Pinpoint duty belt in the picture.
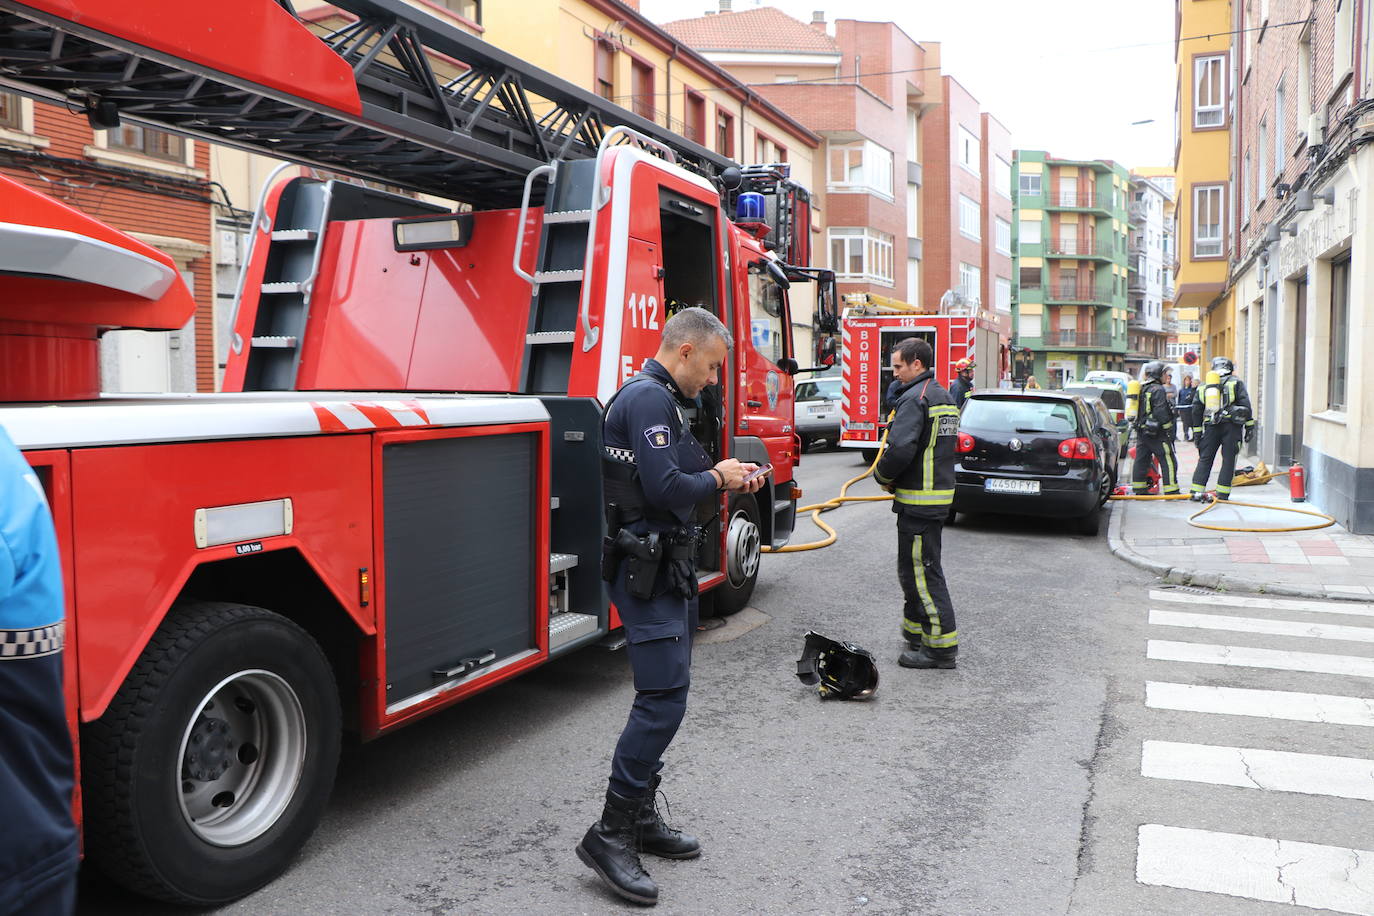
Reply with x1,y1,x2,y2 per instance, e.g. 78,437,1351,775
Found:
605,445,636,464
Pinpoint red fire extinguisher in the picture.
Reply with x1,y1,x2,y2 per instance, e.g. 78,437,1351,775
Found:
1289,462,1306,502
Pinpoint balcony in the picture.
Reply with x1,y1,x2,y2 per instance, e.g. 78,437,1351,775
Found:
1050,330,1114,349
1129,201,1147,223
1046,284,1113,305
1128,314,1164,332
1049,191,1111,212
1163,283,1176,301
1046,238,1115,259
1163,318,1180,334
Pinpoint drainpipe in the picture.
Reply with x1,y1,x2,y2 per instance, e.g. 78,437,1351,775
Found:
666,42,679,129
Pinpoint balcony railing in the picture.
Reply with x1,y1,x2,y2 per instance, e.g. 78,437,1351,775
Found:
1047,238,1114,257
1053,192,1109,209
1047,285,1112,303
1129,201,1148,222
1163,318,1180,333
1051,330,1112,348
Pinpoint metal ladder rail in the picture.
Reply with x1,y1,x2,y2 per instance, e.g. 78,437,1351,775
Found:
0,0,736,208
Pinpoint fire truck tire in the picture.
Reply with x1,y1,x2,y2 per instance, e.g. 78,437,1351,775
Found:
81,601,341,906
714,494,762,615
861,449,879,465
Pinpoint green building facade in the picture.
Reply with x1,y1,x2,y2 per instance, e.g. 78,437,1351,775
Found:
1011,150,1132,386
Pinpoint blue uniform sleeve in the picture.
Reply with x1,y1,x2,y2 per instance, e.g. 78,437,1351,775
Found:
0,429,64,628
622,386,718,511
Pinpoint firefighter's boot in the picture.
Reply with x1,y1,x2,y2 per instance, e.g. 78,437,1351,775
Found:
899,646,957,669
576,790,658,905
636,775,700,859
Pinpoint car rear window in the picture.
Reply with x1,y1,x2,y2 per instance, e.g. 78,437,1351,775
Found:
962,397,1081,435
1064,386,1124,411
799,379,841,401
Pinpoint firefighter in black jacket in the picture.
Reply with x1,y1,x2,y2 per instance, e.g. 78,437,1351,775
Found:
578,307,763,907
1131,361,1180,495
874,338,960,669
1189,356,1255,501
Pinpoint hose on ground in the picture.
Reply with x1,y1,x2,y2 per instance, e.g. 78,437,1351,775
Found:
1109,468,1336,532
763,432,893,553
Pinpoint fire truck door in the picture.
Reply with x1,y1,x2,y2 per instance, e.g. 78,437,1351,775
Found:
616,238,664,386
740,262,793,442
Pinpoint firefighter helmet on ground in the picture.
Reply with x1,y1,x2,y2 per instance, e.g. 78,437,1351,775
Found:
953,357,975,373
1211,356,1235,376
795,631,879,700
1142,360,1166,382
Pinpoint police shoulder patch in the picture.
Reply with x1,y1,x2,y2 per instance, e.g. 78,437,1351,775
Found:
644,424,672,448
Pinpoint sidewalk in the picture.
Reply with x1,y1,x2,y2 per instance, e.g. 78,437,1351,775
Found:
1107,439,1374,600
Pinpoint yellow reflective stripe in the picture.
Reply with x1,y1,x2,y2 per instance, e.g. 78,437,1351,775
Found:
926,630,959,648
927,405,960,416
902,618,923,635
1161,442,1177,487
895,488,954,505
912,537,941,639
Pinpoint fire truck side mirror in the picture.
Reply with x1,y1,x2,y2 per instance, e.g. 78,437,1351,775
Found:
776,356,800,376
765,260,791,289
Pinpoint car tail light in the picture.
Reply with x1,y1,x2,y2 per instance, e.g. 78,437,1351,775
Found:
956,432,976,454
1057,437,1097,460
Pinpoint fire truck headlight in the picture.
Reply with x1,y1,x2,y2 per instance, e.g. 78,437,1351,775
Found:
194,498,294,549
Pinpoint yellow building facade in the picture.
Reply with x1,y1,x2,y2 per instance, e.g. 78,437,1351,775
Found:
1172,0,1233,365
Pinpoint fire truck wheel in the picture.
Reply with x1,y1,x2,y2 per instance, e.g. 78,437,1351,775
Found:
714,495,762,615
861,449,879,465
81,601,342,906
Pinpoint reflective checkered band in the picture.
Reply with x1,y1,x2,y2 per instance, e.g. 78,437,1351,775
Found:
605,446,636,465
0,622,65,660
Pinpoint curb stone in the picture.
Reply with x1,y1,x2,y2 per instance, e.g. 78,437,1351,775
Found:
1105,494,1373,603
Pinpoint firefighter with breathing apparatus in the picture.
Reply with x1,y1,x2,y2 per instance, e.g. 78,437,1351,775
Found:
1130,361,1180,495
1188,356,1254,501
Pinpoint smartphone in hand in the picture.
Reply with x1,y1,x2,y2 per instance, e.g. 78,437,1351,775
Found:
741,463,773,484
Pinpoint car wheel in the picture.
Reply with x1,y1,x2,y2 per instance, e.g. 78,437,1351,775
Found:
1078,503,1102,536
1098,467,1117,507
861,448,879,466
713,494,762,615
798,434,811,452
81,601,342,905
946,505,958,526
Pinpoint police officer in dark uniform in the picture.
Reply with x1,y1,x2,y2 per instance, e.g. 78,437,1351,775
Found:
1131,361,1181,495
577,307,764,906
0,426,78,916
874,338,961,669
1189,356,1255,501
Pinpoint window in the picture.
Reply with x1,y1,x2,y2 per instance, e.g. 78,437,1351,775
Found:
827,141,893,197
595,40,616,101
1298,26,1314,122
995,218,1011,256
1018,219,1041,245
684,90,705,144
715,109,734,158
1328,253,1350,410
631,58,654,120
755,134,785,164
107,124,185,162
1242,150,1252,219
958,262,981,303
906,183,919,237
907,108,919,161
1274,78,1286,177
1194,54,1226,128
1192,185,1224,258
0,92,20,130
995,157,1012,199
437,0,480,22
1018,312,1041,339
828,227,894,285
1257,119,1268,197
1019,266,1041,289
958,126,980,175
748,263,787,363
1018,172,1042,197
995,276,1011,311
958,195,981,240
1335,0,1355,80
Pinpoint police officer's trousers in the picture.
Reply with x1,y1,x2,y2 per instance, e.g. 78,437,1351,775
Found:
607,567,696,798
1191,423,1243,498
1131,434,1179,494
896,513,958,656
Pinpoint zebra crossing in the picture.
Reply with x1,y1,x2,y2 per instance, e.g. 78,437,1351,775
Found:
1134,588,1374,914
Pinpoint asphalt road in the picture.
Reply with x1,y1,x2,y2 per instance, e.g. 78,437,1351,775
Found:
79,448,1367,914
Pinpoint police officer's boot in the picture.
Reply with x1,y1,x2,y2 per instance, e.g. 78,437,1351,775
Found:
636,774,701,859
898,646,957,669
576,789,658,905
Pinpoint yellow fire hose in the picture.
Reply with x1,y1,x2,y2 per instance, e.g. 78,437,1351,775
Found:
762,432,894,553
1109,467,1336,532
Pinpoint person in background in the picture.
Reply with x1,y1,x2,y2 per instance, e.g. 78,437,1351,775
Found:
1175,375,1197,440
0,425,78,916
1025,375,1041,390
948,358,975,410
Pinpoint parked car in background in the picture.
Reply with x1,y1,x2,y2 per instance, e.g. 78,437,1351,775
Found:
952,390,1120,535
795,376,843,451
1081,370,1130,395
1063,384,1130,458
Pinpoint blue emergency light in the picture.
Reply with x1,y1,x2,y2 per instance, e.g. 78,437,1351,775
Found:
736,192,765,221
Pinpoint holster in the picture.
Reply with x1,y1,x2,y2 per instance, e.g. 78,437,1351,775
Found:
619,531,662,600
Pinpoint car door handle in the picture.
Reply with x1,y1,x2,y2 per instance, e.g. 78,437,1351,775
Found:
747,399,763,408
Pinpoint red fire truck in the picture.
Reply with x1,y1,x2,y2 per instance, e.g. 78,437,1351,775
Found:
837,294,1002,461
0,0,832,904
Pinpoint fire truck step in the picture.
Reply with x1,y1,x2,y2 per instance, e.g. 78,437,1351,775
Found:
549,611,598,651
533,269,584,284
260,281,306,294
541,209,592,224
527,331,576,345
251,336,299,349
270,229,319,242
550,552,579,573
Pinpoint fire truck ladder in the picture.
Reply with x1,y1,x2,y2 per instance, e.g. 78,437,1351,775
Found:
0,0,737,209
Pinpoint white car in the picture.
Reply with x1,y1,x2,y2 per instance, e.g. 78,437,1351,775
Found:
795,376,843,450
